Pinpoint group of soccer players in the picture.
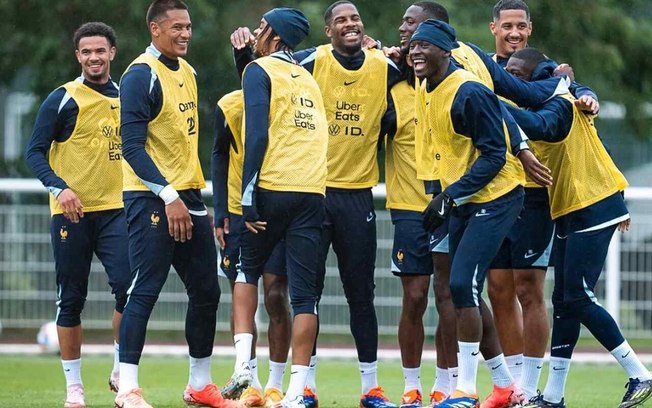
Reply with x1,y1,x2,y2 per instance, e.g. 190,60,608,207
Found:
25,0,652,408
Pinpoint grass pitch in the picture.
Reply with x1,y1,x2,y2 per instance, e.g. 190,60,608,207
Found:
0,354,642,407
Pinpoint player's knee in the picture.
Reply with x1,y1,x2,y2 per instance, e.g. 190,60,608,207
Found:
56,297,86,327
487,280,514,305
265,290,290,321
403,288,429,316
449,280,471,308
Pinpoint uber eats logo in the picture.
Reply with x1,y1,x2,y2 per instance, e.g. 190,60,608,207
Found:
331,100,364,136
291,94,316,130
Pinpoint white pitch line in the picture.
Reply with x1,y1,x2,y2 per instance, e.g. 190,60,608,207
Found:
3,344,652,364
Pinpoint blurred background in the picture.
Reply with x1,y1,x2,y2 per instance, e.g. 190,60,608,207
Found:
2,0,652,346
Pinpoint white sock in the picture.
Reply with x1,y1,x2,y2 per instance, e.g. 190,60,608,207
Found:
432,367,449,394
448,367,459,395
505,353,523,382
249,357,263,390
519,356,544,399
189,356,212,390
402,366,422,393
485,354,514,388
266,360,286,391
543,357,571,404
233,333,253,370
62,358,82,387
611,341,652,380
456,342,480,395
359,361,378,394
305,355,317,391
113,341,120,376
285,365,309,401
119,363,139,392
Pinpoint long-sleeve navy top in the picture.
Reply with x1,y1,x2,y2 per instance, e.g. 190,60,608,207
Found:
211,105,231,227
25,76,118,197
430,63,509,203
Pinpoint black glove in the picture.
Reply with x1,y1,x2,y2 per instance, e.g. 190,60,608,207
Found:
422,192,453,232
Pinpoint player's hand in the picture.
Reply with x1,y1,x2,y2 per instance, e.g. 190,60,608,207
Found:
382,46,402,64
575,95,600,115
214,217,229,250
244,220,267,234
362,34,379,50
422,192,453,232
165,198,193,242
57,188,84,223
230,27,255,50
618,217,631,232
553,63,575,82
517,149,553,187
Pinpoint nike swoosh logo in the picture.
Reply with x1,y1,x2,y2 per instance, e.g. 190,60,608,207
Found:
291,73,300,78
64,369,70,372
622,351,631,358
179,82,184,87
524,252,538,259
475,212,490,217
536,365,543,369
366,213,374,222
437,200,446,216
556,234,567,239
344,80,357,86
491,363,502,370
515,362,523,366
452,374,458,378
430,237,438,245
291,371,298,375
552,366,565,371
110,105,119,110
471,351,480,356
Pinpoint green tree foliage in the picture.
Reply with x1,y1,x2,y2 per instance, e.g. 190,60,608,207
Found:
3,0,652,176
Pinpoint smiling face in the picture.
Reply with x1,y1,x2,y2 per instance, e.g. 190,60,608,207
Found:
490,9,531,58
409,39,449,82
150,8,192,59
399,5,430,50
75,36,115,84
325,3,364,56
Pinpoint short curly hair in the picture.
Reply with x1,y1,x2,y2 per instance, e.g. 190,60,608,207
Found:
73,22,117,49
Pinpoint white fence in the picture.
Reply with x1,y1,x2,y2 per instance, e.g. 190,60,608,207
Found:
1,179,652,338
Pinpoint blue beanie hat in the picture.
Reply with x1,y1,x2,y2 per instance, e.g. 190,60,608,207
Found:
410,19,459,52
263,8,310,50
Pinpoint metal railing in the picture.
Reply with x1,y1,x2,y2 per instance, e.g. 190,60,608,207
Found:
1,179,651,338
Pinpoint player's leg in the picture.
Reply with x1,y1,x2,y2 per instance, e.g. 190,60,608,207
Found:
566,224,652,408
116,197,175,406
93,209,131,394
261,242,291,407
330,190,394,407
443,189,523,408
174,209,243,408
391,211,432,407
52,213,94,408
280,192,324,406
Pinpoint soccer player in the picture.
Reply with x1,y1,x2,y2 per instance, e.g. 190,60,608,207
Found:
504,47,652,408
212,89,291,407
235,7,327,408
115,1,240,407
410,19,527,408
486,0,600,396
25,22,129,408
231,2,401,406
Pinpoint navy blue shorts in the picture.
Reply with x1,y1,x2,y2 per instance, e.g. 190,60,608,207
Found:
52,209,131,327
240,190,323,315
429,218,450,254
219,213,286,284
491,188,554,270
448,187,524,308
390,210,433,276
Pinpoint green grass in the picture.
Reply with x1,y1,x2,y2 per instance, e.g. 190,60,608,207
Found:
0,355,643,408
